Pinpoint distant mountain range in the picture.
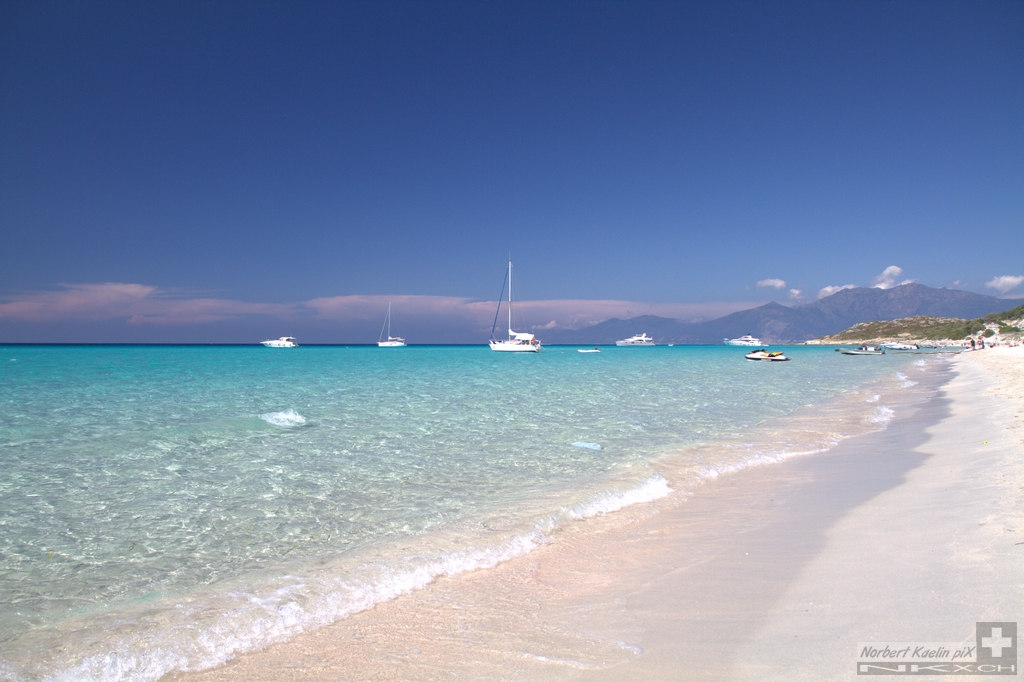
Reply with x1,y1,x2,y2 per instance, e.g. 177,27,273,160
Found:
541,284,1015,344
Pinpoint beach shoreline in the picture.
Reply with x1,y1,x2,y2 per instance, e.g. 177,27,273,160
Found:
167,347,1023,681
0,346,928,681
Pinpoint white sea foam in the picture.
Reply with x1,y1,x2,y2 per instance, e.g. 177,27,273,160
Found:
895,372,918,388
571,442,602,450
259,410,306,427
692,439,841,482
522,654,602,669
567,474,672,519
47,477,678,681
867,406,895,424
53,532,548,682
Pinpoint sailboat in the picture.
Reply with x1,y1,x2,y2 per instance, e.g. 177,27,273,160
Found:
377,303,406,347
489,259,541,352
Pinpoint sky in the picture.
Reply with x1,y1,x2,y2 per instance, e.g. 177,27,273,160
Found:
1,1,1022,343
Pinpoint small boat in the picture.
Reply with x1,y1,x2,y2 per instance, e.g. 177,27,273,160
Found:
616,333,655,346
489,259,541,352
261,336,298,348
725,334,762,346
745,349,789,361
377,303,406,347
837,346,885,355
880,342,918,351
578,347,601,353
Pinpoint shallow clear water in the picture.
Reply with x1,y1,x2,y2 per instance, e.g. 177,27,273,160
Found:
0,344,930,680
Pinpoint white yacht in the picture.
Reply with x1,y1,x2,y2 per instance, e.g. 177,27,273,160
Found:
724,334,762,346
616,333,655,346
377,303,406,347
489,259,541,352
261,336,298,348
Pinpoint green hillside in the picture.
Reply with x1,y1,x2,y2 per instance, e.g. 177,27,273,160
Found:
811,302,1024,344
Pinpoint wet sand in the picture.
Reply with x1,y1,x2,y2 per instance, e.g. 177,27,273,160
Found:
172,349,1023,681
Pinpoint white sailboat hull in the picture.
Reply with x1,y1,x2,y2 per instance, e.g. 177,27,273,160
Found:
377,340,406,347
489,340,541,352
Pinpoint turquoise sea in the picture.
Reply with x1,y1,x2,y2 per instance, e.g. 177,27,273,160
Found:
0,344,936,680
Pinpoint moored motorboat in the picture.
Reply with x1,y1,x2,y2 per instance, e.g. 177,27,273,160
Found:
745,349,788,361
578,347,601,353
725,334,762,346
261,336,298,348
837,346,885,355
616,333,655,346
880,342,918,351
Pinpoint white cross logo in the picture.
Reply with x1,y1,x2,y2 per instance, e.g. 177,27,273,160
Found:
981,627,1013,658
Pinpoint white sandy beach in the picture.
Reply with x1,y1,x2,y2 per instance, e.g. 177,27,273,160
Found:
172,348,1023,681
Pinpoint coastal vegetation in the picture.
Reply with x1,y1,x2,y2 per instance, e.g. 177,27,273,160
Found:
809,302,1024,345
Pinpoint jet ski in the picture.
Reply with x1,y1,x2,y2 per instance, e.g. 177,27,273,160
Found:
745,349,789,361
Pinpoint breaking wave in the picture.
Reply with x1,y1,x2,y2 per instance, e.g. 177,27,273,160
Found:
867,406,895,424
567,474,672,519
895,372,918,388
49,532,547,682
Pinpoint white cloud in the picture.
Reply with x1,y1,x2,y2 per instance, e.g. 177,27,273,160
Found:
788,289,803,301
0,283,295,325
0,282,765,330
818,266,917,299
985,275,1024,295
869,266,915,290
817,284,857,299
756,278,787,289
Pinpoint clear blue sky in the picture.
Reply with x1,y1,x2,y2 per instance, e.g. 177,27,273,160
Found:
1,1,1021,342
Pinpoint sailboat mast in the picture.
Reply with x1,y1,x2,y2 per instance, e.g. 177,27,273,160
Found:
507,259,512,338
387,302,391,338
